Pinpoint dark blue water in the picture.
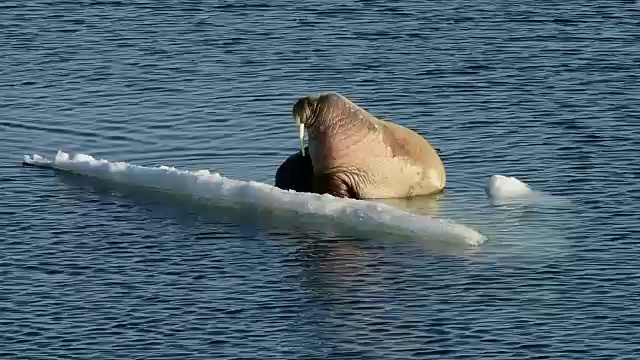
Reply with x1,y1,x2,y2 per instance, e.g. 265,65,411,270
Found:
2,1,640,359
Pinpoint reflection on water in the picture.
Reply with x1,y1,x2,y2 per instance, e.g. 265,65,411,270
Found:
374,192,443,217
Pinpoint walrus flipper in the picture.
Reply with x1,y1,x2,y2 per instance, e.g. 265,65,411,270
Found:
312,172,359,199
274,146,313,193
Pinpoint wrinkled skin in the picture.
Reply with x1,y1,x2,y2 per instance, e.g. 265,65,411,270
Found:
288,92,447,200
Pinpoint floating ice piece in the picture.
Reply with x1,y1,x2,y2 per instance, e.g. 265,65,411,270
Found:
486,175,534,200
23,150,488,246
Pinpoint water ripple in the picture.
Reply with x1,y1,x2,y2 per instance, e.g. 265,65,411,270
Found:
2,0,640,358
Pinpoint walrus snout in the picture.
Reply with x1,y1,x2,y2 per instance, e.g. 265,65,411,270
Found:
292,96,316,127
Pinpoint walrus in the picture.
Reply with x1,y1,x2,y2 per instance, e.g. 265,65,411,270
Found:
291,91,446,199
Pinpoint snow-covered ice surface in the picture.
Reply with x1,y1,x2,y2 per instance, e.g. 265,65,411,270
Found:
23,150,488,246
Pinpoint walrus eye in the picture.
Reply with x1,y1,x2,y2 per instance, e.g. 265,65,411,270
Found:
298,123,305,156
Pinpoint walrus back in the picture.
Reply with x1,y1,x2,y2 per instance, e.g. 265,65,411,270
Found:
343,117,445,198
376,120,446,196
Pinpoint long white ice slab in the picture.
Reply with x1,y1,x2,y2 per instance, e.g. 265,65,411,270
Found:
23,150,488,246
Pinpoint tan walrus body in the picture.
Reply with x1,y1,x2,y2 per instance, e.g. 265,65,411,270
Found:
292,92,446,199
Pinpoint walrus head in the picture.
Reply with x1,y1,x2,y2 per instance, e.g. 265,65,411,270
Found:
292,92,357,157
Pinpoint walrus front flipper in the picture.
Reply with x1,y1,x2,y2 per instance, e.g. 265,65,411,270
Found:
312,172,359,199
274,146,314,193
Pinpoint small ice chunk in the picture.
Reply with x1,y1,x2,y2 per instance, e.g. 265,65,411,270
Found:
486,175,533,199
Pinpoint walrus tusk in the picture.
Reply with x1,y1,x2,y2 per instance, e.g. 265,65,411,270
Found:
298,123,305,156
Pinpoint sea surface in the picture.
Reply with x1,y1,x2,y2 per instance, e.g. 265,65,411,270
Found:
2,1,639,359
